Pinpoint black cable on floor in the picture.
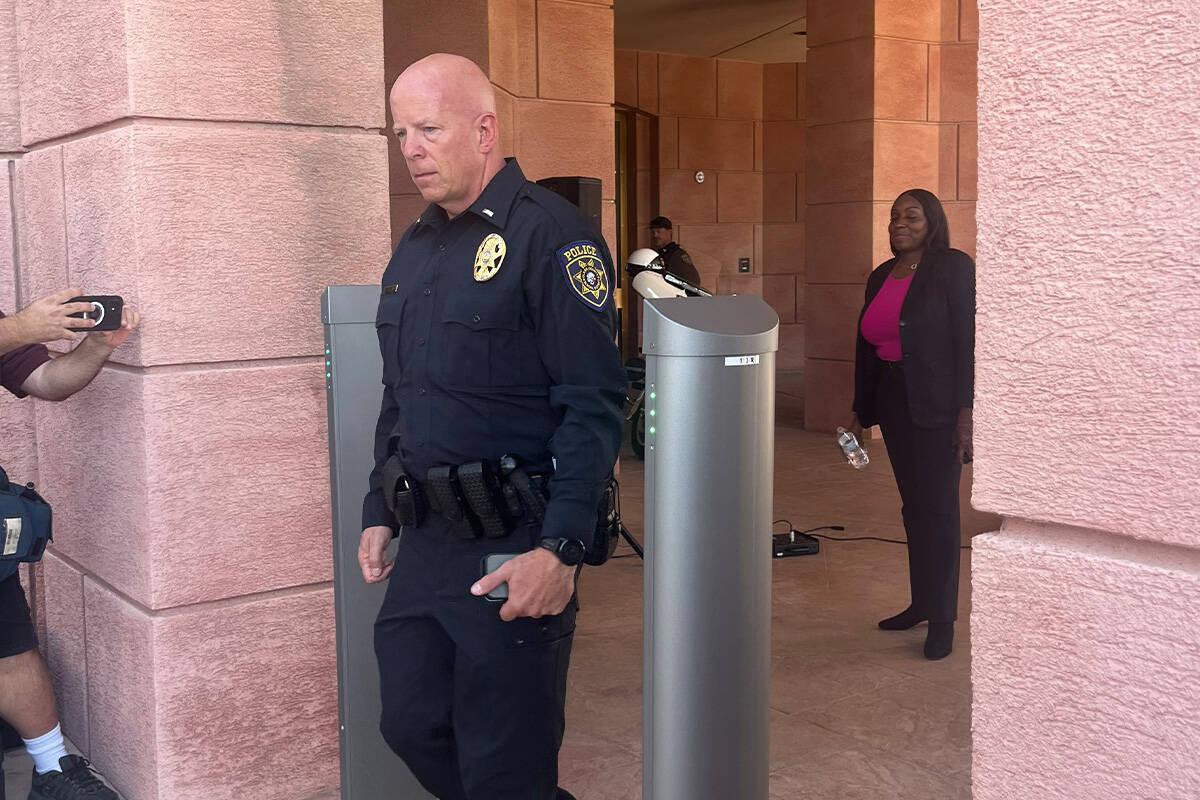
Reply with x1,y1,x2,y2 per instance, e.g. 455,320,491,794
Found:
773,519,972,551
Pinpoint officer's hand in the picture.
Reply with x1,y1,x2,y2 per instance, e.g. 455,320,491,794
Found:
358,526,395,583
12,288,96,344
471,548,575,622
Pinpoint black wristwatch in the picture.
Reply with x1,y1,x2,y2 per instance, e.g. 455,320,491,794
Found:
537,537,586,567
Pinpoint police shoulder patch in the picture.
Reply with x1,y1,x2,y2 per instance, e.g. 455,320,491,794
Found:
557,240,611,311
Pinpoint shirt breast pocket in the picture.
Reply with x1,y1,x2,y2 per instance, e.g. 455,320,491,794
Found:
438,294,544,389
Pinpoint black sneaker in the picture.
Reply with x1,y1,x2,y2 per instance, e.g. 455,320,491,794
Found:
28,755,118,799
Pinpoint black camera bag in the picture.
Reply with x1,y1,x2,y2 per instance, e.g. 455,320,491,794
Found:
0,465,52,582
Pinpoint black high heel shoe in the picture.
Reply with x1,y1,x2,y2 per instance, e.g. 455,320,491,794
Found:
878,606,927,630
924,622,954,660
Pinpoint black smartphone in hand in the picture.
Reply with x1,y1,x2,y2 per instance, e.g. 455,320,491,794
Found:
68,296,123,332
481,553,521,602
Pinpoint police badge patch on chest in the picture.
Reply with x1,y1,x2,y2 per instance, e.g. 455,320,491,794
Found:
557,240,611,311
474,233,506,282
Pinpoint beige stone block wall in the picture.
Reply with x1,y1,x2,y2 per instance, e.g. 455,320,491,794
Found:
616,48,807,379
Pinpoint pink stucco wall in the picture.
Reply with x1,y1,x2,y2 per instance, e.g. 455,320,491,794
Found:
973,0,1200,543
972,0,1200,796
6,3,390,799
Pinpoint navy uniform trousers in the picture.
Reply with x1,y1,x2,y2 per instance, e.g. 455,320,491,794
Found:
375,513,578,800
875,364,963,624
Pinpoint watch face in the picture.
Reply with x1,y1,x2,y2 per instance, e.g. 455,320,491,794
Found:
559,539,586,566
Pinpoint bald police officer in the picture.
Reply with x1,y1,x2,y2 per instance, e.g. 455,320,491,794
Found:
358,54,626,800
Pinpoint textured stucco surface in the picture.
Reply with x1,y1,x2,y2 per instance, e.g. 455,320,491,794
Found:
126,0,383,129
0,159,13,304
18,0,383,144
15,0,131,145
0,161,40,482
41,552,89,754
58,123,390,366
9,3,391,796
972,521,1200,799
34,362,334,610
83,578,158,800
82,580,338,800
140,362,333,607
973,0,1200,547
151,588,338,800
0,1,19,149
15,146,69,307
33,367,151,600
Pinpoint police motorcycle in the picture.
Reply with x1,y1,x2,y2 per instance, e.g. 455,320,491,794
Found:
624,248,711,459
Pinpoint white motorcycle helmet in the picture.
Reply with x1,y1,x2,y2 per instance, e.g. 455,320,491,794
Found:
626,247,665,274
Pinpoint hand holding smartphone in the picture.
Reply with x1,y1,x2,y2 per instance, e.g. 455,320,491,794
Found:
67,296,124,332
480,553,521,601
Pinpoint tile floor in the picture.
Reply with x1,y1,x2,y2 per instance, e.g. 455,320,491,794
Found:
4,417,999,800
558,417,1000,800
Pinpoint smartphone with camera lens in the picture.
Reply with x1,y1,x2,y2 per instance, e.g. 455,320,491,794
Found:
68,295,123,332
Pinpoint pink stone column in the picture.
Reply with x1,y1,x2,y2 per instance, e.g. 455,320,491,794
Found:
14,3,391,798
0,0,36,486
972,0,1200,796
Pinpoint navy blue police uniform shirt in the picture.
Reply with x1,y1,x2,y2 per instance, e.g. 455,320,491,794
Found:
363,158,628,548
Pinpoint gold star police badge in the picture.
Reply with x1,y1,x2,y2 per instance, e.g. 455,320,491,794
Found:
556,240,611,311
474,233,506,282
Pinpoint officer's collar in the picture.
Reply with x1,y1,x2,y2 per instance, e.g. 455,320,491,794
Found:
411,158,526,233
464,158,525,229
412,203,448,232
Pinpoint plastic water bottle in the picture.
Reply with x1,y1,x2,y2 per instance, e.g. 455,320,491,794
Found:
836,427,870,469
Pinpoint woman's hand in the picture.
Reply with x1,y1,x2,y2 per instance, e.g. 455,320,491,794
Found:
953,408,973,464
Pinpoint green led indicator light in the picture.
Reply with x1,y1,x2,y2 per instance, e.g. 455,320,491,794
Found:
324,348,330,355
649,392,656,400
326,372,332,379
649,426,656,435
649,409,656,417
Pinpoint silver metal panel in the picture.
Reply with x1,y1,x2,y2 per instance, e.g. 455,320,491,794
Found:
642,294,779,357
324,286,432,800
642,295,778,800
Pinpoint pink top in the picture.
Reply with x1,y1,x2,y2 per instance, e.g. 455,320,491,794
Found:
860,272,914,362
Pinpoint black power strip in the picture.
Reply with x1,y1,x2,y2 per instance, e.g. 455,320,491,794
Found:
773,530,820,557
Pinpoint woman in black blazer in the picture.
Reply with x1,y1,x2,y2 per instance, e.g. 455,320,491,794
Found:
847,189,975,660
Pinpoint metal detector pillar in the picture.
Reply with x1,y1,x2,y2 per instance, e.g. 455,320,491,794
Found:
642,295,779,800
324,286,432,800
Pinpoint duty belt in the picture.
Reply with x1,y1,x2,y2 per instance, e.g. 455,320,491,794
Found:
381,454,550,540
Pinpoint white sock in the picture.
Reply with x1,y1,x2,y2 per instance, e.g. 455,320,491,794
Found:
22,723,70,774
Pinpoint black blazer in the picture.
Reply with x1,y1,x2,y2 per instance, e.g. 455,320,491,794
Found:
852,247,975,429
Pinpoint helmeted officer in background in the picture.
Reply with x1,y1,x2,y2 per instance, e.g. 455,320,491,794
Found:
648,215,702,288
358,53,626,800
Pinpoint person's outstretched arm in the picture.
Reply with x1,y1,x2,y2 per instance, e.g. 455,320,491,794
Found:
21,307,140,401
